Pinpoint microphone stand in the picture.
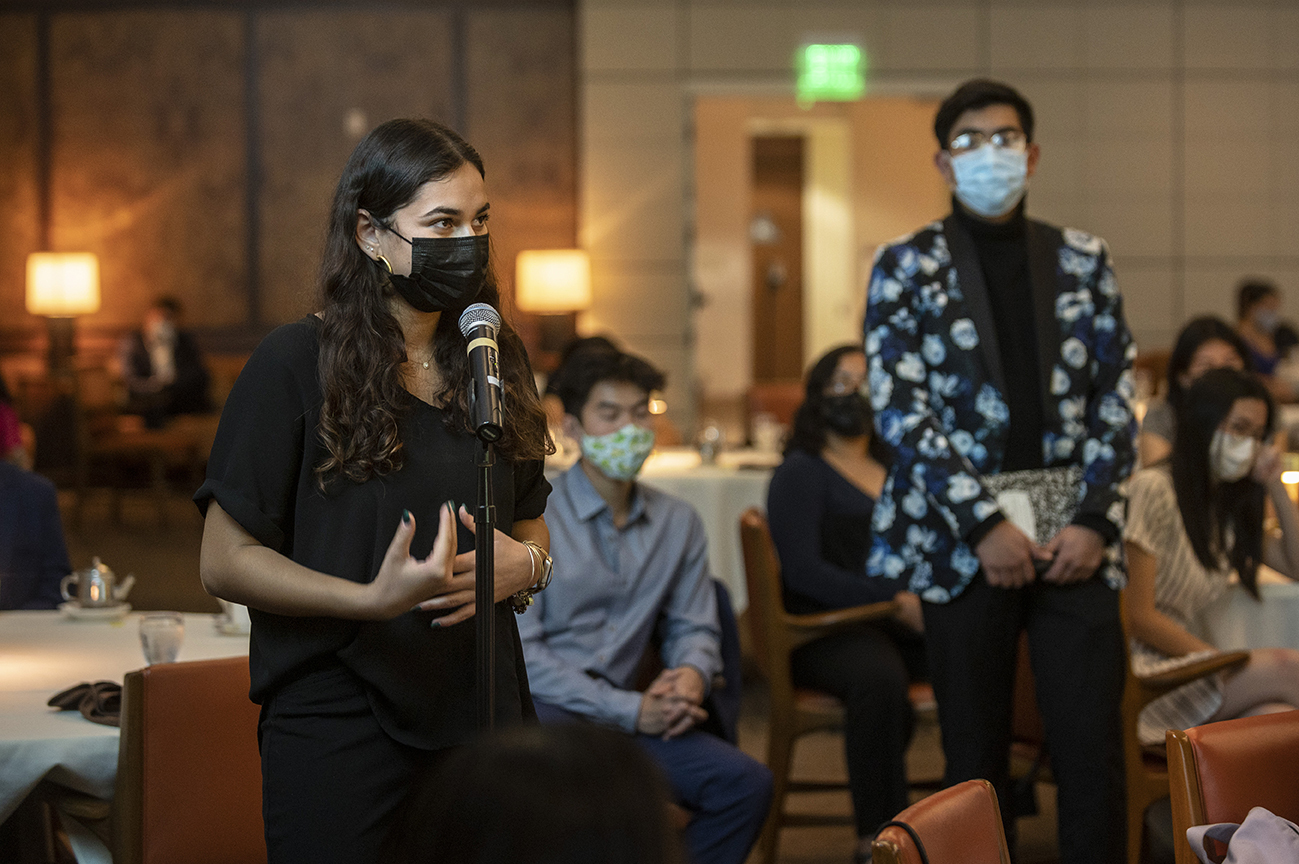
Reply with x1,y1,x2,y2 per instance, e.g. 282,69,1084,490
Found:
474,435,496,731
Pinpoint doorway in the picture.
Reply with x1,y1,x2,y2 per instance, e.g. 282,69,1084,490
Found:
750,136,804,384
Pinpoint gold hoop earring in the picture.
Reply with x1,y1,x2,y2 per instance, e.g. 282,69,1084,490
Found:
376,254,393,273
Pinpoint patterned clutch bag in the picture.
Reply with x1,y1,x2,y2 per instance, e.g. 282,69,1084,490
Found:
979,465,1084,546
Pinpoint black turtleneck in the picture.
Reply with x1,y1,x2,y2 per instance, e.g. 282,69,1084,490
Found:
954,199,1043,472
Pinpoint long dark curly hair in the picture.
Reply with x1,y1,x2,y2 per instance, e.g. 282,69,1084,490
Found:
784,344,891,464
314,118,552,489
1171,367,1274,599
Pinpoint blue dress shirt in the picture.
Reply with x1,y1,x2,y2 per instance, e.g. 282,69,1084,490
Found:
518,462,723,732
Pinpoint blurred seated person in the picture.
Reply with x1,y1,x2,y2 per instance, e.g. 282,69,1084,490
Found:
119,295,212,428
386,724,685,864
1137,317,1249,467
1124,367,1299,747
519,347,772,864
542,335,682,451
766,345,926,862
0,460,72,610
1235,278,1296,403
0,373,32,469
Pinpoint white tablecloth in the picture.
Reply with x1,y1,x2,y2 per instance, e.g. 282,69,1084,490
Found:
1202,578,1299,651
0,610,249,824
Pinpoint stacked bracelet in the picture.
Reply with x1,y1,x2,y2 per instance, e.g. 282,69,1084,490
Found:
509,540,553,614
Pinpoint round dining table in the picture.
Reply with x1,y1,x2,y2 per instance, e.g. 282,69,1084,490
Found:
0,610,249,828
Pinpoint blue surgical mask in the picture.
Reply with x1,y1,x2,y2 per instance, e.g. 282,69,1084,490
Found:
951,146,1029,218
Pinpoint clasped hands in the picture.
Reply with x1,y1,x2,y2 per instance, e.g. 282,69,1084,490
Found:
365,503,537,625
975,520,1105,589
637,666,708,740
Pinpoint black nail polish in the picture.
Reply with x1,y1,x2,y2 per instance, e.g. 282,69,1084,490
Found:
402,509,412,525
429,619,441,629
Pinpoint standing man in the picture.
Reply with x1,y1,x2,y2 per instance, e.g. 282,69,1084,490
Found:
864,79,1136,864
519,347,772,864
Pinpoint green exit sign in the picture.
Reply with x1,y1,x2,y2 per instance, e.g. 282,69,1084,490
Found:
797,43,866,103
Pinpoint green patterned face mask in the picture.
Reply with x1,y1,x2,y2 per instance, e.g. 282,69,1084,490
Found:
580,423,656,481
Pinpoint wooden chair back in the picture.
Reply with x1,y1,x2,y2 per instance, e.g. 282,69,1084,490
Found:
871,779,1011,864
114,656,265,864
739,507,790,688
1167,709,1299,864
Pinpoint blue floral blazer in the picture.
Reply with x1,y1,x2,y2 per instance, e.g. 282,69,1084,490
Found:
864,214,1137,603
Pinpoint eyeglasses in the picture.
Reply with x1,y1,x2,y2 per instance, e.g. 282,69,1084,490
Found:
825,378,869,397
948,129,1027,155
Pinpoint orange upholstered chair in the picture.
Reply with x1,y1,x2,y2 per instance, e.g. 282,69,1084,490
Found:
1166,709,1299,864
871,779,1011,864
113,656,265,864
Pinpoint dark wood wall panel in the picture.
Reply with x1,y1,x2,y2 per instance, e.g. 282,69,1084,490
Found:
0,1,575,361
257,10,455,324
466,7,576,311
50,10,248,330
0,16,41,332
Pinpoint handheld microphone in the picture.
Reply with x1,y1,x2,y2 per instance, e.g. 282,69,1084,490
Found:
458,303,504,443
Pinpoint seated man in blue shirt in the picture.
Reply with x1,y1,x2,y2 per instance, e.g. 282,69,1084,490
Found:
519,347,772,864
0,460,73,610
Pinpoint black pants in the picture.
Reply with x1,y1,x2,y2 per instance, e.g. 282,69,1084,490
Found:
258,665,448,864
790,620,927,837
922,575,1126,864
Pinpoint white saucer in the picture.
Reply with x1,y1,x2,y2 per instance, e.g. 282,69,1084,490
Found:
58,601,132,622
214,619,251,636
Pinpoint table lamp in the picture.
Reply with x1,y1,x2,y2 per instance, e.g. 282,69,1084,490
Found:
515,249,591,359
26,252,101,377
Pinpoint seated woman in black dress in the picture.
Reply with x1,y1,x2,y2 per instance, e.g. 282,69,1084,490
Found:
766,344,926,860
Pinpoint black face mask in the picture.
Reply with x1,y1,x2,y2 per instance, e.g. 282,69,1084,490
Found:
820,393,871,437
381,228,489,313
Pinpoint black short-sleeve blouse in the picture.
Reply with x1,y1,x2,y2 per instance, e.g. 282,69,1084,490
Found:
194,316,550,750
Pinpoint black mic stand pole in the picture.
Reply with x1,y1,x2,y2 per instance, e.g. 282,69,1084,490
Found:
475,434,496,731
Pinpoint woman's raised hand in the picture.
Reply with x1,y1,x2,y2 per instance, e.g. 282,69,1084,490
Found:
1253,440,1283,485
367,503,468,620
413,506,539,622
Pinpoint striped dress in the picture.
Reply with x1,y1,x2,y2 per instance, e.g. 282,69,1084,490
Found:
1124,465,1234,745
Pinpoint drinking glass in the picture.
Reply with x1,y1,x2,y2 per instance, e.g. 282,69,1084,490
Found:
139,612,185,665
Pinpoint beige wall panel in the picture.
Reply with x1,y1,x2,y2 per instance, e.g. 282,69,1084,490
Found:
1084,136,1171,196
1083,193,1173,260
585,82,681,145
874,5,982,73
50,10,247,330
583,5,679,72
0,15,40,334
257,10,455,325
1116,265,1175,352
582,142,684,262
1024,138,1085,229
989,5,1086,71
1184,192,1271,259
1086,78,1173,139
466,7,577,313
1183,3,1272,70
1083,5,1173,70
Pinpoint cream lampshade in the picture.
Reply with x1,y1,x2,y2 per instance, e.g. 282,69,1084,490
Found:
26,252,101,376
27,252,101,317
515,249,591,313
